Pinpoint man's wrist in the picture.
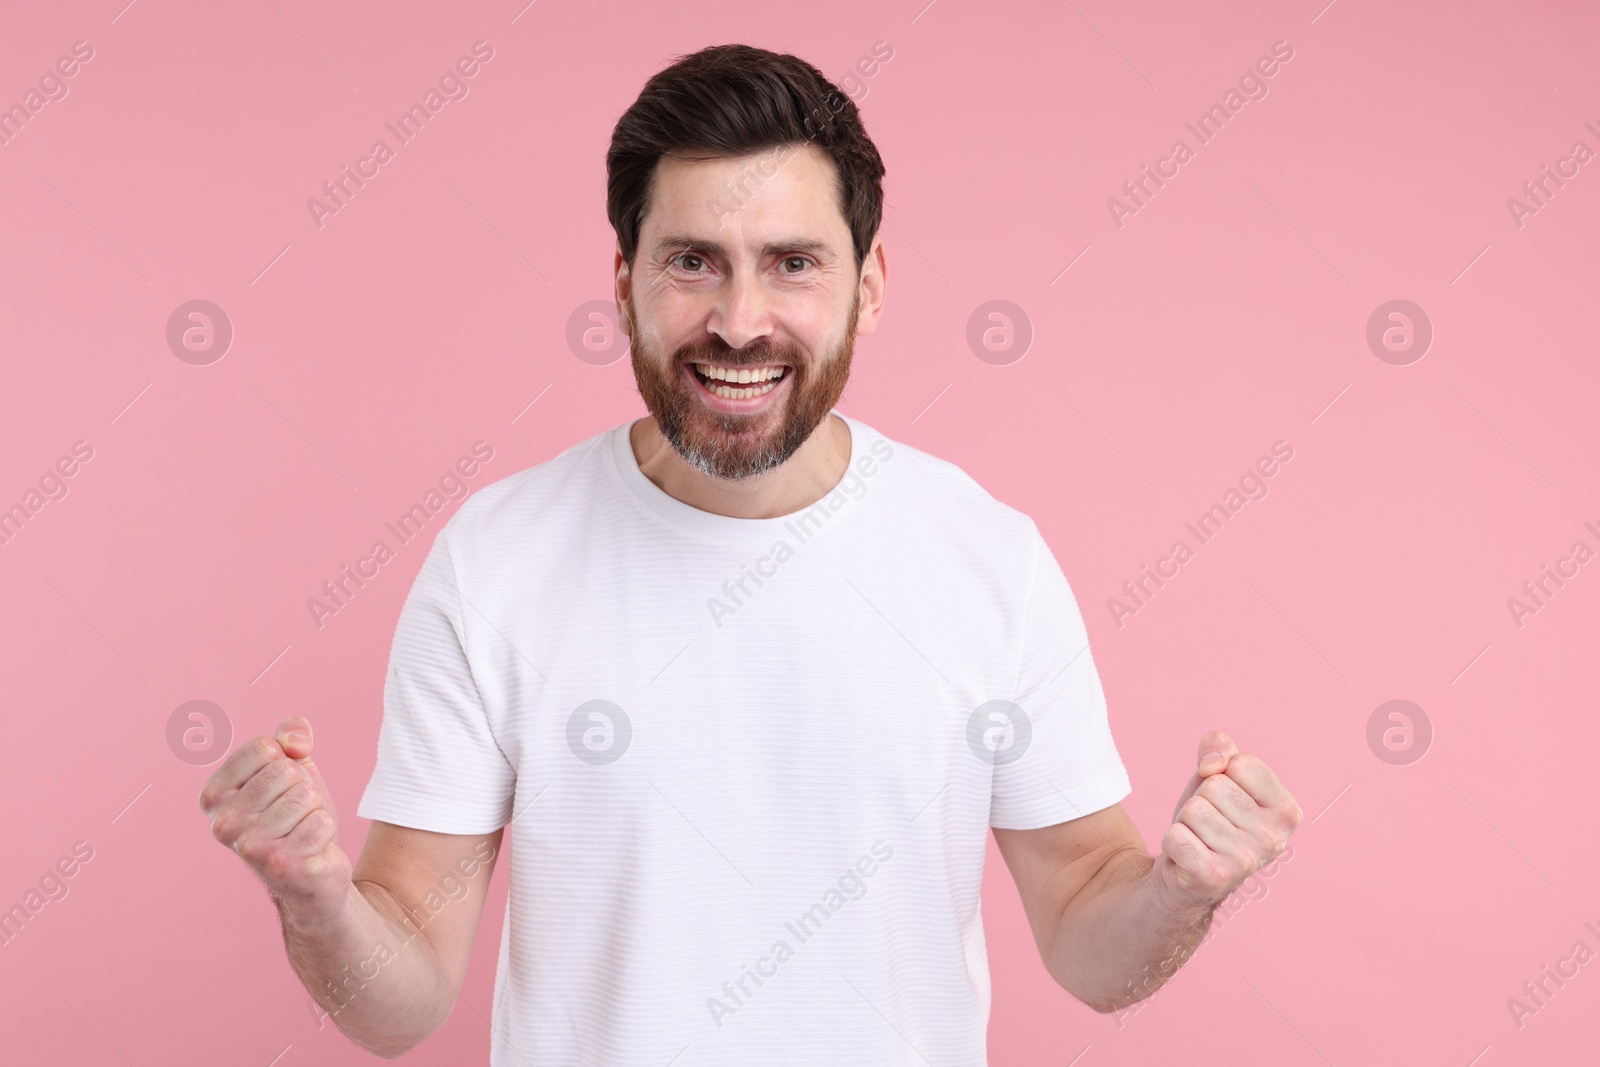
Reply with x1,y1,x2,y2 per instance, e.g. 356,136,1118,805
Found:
1146,863,1222,929
274,877,359,941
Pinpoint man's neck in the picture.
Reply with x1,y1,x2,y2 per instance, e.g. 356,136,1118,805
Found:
629,413,852,520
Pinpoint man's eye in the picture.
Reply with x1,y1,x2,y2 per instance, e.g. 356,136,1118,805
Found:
782,256,810,273
673,253,706,272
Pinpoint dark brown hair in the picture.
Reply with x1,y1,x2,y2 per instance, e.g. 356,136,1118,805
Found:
606,44,887,273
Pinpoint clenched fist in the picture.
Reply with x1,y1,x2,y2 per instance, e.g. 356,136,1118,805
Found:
198,716,352,917
1153,730,1302,916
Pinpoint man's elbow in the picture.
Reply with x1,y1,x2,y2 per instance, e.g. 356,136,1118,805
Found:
1040,954,1124,1015
336,1024,421,1060
348,1028,436,1060
1064,980,1151,1017
335,998,457,1059
1043,919,1148,1015
1057,980,1122,1015
1084,993,1125,1015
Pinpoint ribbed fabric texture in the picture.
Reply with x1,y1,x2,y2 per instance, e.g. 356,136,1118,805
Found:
356,411,1132,1065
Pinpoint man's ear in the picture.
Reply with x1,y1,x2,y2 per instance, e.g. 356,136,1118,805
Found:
853,232,888,337
613,245,632,336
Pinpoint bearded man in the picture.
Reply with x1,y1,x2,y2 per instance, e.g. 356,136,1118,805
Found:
200,42,1301,1064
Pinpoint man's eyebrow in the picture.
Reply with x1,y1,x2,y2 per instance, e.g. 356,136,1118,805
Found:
651,235,834,258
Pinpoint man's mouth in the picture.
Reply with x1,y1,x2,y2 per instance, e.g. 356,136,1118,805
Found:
689,361,789,400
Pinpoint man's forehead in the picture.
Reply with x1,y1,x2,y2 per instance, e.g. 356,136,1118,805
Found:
643,144,847,251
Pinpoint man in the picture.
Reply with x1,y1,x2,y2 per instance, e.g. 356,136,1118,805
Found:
199,43,1300,1063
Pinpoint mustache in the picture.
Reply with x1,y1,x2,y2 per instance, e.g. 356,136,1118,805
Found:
675,336,802,367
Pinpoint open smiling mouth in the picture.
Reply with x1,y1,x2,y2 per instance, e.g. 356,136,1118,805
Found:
689,362,790,401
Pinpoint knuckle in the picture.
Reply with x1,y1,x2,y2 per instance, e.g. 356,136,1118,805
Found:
261,849,294,883
255,737,280,761
234,776,265,806
234,834,263,864
261,760,298,791
301,808,334,840
209,809,238,844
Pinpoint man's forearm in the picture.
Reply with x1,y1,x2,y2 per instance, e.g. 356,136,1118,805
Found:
278,879,457,1057
1045,846,1218,1014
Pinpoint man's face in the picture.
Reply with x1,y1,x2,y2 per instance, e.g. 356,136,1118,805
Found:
619,143,866,481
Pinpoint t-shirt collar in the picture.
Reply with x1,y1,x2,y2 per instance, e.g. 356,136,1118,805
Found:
606,410,862,547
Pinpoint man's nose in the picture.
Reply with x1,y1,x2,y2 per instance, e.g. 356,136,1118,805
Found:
708,270,774,352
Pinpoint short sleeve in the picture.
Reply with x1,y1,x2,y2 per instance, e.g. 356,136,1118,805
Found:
988,522,1132,830
356,530,516,834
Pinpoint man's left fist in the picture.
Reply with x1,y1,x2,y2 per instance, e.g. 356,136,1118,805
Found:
1153,730,1302,915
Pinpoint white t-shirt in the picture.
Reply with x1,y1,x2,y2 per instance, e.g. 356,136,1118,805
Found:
357,410,1132,1065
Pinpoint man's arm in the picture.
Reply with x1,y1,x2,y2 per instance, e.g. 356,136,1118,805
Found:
992,730,1302,1014
200,716,503,1059
291,821,503,1055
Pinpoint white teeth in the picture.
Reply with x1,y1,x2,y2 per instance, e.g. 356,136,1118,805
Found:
708,379,780,400
694,363,785,383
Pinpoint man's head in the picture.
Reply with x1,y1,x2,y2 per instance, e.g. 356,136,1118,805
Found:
606,45,888,481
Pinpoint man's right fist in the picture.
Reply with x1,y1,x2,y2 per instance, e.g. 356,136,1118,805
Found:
198,716,352,915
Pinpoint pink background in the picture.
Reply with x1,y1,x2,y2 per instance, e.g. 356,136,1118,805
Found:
2,0,1596,1063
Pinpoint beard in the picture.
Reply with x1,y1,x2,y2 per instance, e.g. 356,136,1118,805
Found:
625,291,859,481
